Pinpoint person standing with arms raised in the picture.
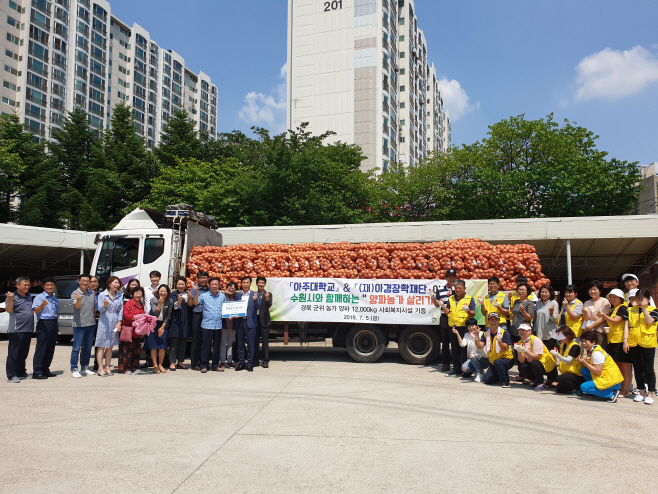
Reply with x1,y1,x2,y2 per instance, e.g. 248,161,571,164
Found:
439,279,475,375
431,268,457,372
480,276,510,330
5,277,34,383
194,277,226,373
31,277,59,379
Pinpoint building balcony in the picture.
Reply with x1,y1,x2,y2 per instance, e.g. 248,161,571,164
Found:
26,109,46,122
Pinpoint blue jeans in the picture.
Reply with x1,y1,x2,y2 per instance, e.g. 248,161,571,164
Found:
462,356,490,374
71,325,95,371
580,367,621,399
483,358,514,384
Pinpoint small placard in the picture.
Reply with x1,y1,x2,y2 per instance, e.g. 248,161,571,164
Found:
222,300,248,318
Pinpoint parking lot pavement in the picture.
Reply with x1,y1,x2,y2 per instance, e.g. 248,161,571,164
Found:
0,338,657,493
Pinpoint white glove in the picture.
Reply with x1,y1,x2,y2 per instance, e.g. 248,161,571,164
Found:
496,332,503,341
514,344,526,353
549,349,560,358
493,301,500,308
462,304,469,311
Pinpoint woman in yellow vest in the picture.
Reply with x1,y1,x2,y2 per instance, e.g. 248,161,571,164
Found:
577,330,624,403
558,285,583,338
473,312,514,387
628,289,658,405
597,288,631,396
547,326,583,394
515,323,557,391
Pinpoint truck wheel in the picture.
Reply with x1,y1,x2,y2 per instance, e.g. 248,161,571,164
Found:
398,326,440,365
346,325,385,363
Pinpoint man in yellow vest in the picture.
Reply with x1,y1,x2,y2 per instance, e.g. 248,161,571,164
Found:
473,312,514,387
439,279,475,375
430,268,458,372
515,323,557,391
577,330,623,403
480,276,510,330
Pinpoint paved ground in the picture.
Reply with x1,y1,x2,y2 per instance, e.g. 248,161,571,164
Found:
0,338,656,494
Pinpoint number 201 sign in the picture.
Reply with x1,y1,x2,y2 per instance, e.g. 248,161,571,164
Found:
324,0,343,12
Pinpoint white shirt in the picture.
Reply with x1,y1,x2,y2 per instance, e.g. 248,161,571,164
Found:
144,284,159,308
459,331,487,358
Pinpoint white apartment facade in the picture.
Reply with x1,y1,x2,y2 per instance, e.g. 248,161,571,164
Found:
0,0,218,148
287,0,450,173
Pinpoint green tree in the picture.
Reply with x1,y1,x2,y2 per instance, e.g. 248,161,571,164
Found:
155,108,200,167
447,114,642,219
0,114,49,224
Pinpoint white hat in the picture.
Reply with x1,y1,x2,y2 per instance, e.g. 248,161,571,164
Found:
628,289,639,298
622,273,639,282
518,323,532,331
487,312,500,319
607,288,625,299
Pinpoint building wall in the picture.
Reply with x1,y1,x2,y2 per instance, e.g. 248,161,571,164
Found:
0,0,218,146
288,0,449,174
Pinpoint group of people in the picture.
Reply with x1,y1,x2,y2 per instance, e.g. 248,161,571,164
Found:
4,270,273,382
431,269,657,404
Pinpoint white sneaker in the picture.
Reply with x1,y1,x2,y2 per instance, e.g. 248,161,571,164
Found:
82,369,95,376
133,369,141,375
474,373,483,383
125,371,132,375
634,395,645,402
71,371,82,378
645,396,654,405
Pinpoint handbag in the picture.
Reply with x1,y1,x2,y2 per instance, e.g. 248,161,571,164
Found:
119,325,134,342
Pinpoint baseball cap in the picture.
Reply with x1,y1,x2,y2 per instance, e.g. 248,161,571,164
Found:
628,289,639,298
518,323,532,331
607,288,625,299
622,273,639,282
487,312,500,319
446,269,457,277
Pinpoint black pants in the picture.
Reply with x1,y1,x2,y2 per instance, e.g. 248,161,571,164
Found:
6,332,32,379
438,314,451,366
168,337,187,365
237,322,256,365
451,326,467,372
630,345,657,393
191,312,203,368
255,322,271,364
555,373,584,394
200,328,220,370
33,319,58,376
518,359,558,386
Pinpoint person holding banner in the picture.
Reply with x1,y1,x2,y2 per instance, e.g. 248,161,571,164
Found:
440,280,475,375
254,277,273,368
235,276,258,372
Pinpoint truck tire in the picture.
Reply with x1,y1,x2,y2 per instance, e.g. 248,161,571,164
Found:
398,326,440,365
345,325,386,363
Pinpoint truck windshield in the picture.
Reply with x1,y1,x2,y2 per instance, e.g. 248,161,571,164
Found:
55,279,79,298
95,238,140,279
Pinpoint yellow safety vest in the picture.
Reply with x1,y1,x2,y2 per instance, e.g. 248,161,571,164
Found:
486,329,513,364
589,346,624,390
629,305,658,348
559,340,582,376
484,291,508,327
526,334,556,373
448,294,474,327
607,304,627,344
561,299,584,337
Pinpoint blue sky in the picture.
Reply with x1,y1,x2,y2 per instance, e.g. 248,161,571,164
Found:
109,0,658,167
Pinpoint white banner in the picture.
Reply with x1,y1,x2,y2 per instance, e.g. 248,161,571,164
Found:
222,300,248,318
267,278,488,326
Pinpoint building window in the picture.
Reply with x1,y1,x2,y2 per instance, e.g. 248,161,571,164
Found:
400,120,405,126
400,85,405,92
400,102,405,109
400,52,405,58
399,17,404,25
399,35,404,42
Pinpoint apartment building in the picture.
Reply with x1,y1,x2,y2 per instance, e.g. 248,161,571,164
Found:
0,0,218,148
287,0,450,173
